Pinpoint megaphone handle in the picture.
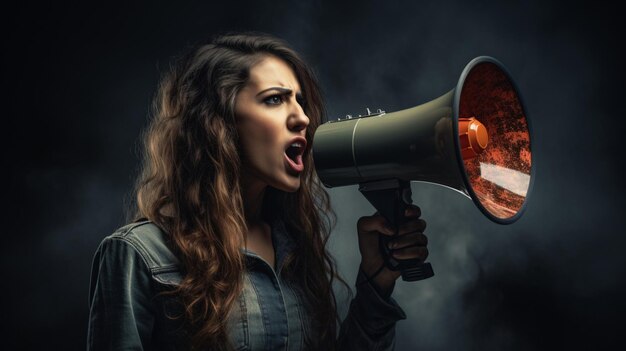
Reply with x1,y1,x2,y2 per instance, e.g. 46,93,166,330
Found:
359,179,434,282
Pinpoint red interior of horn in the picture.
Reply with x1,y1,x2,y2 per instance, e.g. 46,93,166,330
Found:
459,62,531,220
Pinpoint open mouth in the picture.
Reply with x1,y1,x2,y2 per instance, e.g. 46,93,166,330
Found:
284,138,306,174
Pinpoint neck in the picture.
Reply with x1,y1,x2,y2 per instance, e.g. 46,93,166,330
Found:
241,177,267,225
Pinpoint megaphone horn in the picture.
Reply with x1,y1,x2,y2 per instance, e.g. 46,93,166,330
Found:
313,56,533,281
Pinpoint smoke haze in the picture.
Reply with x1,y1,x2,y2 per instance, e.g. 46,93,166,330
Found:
4,1,625,349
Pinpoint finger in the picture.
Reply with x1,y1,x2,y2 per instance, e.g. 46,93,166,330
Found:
404,205,421,218
357,214,394,235
397,218,427,235
391,246,429,261
387,232,428,249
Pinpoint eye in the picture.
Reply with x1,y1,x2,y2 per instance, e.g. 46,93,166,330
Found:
264,95,284,106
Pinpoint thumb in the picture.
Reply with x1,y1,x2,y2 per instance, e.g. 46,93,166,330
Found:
358,214,395,236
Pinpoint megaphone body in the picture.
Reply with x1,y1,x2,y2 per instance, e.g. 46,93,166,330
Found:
313,56,533,281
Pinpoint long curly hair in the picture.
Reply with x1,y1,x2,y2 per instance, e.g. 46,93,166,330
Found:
130,32,342,350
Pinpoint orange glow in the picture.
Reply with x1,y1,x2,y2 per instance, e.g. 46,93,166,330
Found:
459,62,531,220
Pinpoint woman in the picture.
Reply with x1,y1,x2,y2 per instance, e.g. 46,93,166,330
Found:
87,32,429,350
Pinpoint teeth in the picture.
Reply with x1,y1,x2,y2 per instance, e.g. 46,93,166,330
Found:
290,142,302,148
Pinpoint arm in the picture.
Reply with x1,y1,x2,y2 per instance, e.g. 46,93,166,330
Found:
337,205,428,350
87,236,156,350
337,268,407,350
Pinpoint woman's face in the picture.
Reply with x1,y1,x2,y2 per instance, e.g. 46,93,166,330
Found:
234,55,310,193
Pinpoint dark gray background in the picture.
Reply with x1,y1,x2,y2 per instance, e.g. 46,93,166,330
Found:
4,0,625,350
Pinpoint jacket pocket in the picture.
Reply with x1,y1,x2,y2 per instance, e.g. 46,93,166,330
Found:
151,265,183,286
150,266,249,350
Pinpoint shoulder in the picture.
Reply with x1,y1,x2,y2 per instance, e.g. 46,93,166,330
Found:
95,220,182,286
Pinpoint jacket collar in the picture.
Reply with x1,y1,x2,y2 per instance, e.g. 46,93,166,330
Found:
242,217,297,274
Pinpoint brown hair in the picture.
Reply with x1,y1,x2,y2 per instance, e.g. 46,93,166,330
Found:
131,32,343,350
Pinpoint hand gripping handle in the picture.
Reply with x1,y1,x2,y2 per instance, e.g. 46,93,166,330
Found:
359,179,434,282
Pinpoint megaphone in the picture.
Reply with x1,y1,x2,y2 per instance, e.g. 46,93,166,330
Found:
313,56,533,282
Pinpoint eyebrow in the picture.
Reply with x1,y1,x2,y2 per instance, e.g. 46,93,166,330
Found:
256,87,295,97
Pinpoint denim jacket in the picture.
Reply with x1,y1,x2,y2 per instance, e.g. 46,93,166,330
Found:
87,220,407,350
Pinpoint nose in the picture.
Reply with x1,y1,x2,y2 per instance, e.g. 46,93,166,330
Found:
288,100,309,133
